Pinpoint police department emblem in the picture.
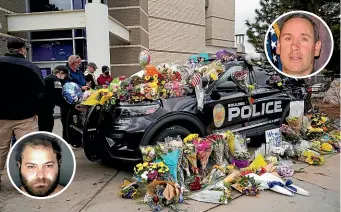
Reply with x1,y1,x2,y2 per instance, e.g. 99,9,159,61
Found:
213,104,225,128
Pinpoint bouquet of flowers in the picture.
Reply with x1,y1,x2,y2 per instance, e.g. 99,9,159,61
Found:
232,176,260,196
155,142,181,183
206,134,225,165
144,181,183,212
193,138,213,178
140,145,156,162
231,150,250,168
231,70,249,91
306,126,324,140
183,141,199,175
133,162,171,184
224,130,234,159
118,180,140,199
310,140,334,154
279,124,301,142
164,136,189,186
328,130,341,151
301,150,324,166
267,75,283,88
310,112,329,130
286,116,302,134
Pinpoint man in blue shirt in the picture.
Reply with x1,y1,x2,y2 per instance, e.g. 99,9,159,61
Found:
65,55,89,90
61,55,88,147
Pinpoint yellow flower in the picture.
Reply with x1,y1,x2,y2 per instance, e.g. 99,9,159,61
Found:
277,82,282,87
145,75,150,81
138,167,143,172
143,162,148,167
184,134,199,143
210,73,218,81
321,143,333,152
306,157,314,165
152,163,158,169
146,146,153,152
161,80,166,85
136,163,143,168
158,162,165,167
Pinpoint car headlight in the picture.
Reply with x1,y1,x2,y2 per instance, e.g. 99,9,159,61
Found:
115,104,160,118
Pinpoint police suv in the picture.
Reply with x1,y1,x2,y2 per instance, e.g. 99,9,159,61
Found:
67,59,311,163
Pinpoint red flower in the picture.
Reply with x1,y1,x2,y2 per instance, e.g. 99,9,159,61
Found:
190,176,202,191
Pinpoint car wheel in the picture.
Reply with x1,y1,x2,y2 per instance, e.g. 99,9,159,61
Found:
151,125,191,145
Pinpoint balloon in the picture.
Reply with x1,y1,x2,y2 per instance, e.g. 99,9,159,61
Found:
62,82,83,104
138,50,150,67
145,64,159,76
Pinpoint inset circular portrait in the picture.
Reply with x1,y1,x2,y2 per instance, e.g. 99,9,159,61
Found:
6,131,76,199
264,10,334,78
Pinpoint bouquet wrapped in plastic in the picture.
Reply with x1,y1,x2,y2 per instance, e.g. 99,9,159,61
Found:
193,138,213,178
140,145,156,162
206,134,225,165
183,134,199,175
118,180,140,199
286,116,303,134
280,124,301,142
155,142,181,183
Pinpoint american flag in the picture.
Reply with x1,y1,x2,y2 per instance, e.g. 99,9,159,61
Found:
266,22,282,71
191,73,201,87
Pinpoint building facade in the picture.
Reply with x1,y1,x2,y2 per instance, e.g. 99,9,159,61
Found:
0,0,236,77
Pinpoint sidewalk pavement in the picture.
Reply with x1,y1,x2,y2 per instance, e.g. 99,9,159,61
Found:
0,119,340,212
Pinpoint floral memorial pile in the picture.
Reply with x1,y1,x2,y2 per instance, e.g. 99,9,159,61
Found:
116,106,340,211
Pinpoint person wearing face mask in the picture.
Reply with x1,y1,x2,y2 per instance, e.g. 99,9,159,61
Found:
0,37,44,189
38,65,69,132
97,65,113,87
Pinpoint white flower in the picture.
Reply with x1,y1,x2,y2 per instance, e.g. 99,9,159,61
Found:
141,171,148,180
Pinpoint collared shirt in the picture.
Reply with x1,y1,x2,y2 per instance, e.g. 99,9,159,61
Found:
65,63,86,87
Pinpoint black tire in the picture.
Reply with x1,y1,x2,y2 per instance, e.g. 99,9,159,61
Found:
151,125,191,145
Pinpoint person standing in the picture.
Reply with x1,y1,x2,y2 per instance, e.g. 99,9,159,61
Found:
0,37,44,188
38,65,69,132
97,65,113,86
61,55,88,146
84,62,98,89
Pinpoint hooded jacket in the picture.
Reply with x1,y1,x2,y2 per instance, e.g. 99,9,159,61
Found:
0,52,45,120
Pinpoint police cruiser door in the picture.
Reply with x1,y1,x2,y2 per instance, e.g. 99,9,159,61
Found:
204,63,260,135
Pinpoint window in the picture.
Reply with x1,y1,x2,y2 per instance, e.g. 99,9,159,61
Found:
29,0,71,12
75,39,87,60
31,40,73,61
31,30,73,40
253,66,271,87
74,29,86,38
73,0,86,9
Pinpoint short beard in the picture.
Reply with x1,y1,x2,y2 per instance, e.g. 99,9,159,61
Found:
19,166,60,197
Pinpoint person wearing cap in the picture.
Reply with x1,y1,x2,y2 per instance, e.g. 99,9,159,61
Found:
38,65,69,132
97,65,113,86
0,37,44,189
84,62,98,89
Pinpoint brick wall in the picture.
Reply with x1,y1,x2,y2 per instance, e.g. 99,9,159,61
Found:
205,0,235,49
107,0,149,77
148,0,206,64
0,0,27,56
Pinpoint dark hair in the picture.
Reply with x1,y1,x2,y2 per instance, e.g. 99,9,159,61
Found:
15,134,62,165
280,13,320,42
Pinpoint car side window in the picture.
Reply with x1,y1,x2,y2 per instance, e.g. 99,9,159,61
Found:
253,66,271,87
217,65,247,88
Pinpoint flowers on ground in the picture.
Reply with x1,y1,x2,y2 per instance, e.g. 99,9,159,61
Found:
133,161,170,184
